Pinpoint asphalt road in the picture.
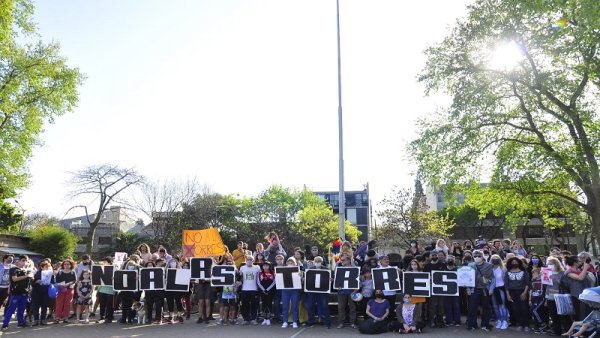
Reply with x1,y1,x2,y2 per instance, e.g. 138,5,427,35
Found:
0,319,542,338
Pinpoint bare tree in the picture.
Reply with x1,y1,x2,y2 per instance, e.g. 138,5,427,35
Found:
67,164,144,253
21,212,60,230
132,177,202,240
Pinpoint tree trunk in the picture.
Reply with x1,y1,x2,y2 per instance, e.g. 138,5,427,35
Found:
85,223,98,254
585,186,600,257
590,209,600,257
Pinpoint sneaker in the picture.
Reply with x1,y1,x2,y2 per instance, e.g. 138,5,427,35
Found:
63,319,69,324
337,323,344,329
196,318,204,324
292,322,298,329
250,320,258,325
261,319,268,326
89,313,96,318
266,319,271,326
282,322,288,328
481,327,491,332
1,326,7,331
351,324,357,329
455,322,461,327
501,321,508,330
496,321,503,329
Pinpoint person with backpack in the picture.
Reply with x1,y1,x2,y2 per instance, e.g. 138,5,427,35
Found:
467,250,494,331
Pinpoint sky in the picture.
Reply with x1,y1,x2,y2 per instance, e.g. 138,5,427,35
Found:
19,0,471,220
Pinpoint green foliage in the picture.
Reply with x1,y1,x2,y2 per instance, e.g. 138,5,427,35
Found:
114,230,144,255
376,186,454,250
0,201,22,232
0,0,84,200
410,0,600,239
178,185,360,253
29,225,79,261
295,203,361,250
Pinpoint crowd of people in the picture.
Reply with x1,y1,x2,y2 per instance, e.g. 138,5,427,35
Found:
0,232,598,336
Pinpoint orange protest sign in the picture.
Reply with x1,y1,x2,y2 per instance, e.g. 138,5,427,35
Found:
182,228,226,257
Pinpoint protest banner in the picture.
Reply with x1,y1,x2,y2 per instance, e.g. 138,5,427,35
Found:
403,272,431,297
431,271,459,296
333,266,360,290
541,267,553,286
113,270,138,291
166,268,191,292
304,269,331,293
275,266,302,289
113,252,127,267
372,267,401,291
211,265,236,287
182,228,226,257
190,257,213,280
92,265,114,286
139,268,165,291
457,266,476,287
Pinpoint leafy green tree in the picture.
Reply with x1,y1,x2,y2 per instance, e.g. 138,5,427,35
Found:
376,185,454,251
114,230,143,255
29,225,79,262
0,202,22,232
295,203,361,250
410,0,600,240
0,0,84,202
179,185,356,253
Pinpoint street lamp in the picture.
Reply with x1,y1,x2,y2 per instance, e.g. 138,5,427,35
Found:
336,0,346,241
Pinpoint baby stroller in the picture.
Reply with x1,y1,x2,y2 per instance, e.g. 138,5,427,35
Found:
576,287,600,338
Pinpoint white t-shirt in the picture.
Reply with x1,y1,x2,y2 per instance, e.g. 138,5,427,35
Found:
239,265,261,291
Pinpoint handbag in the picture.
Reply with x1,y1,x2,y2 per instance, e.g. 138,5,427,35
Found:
48,283,58,299
555,293,575,315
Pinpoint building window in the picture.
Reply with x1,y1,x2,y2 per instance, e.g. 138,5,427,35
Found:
357,208,368,225
345,194,356,207
346,209,357,224
329,194,339,207
98,237,112,245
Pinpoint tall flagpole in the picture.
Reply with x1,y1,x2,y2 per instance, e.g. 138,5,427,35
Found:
336,0,346,241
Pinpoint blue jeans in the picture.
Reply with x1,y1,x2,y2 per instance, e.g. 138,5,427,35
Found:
491,286,509,322
3,294,28,327
281,289,300,323
305,292,331,326
444,296,461,324
467,288,492,329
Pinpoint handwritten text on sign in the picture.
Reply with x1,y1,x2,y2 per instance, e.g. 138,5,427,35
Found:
182,228,226,257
